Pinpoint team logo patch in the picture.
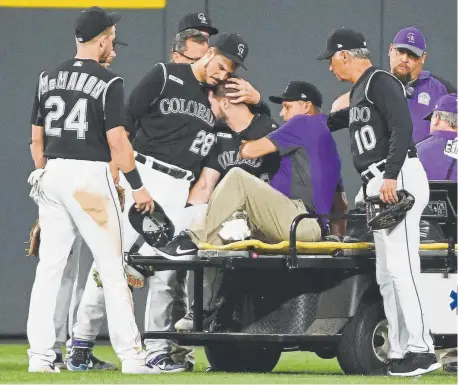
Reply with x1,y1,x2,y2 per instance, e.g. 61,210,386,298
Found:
417,92,431,105
73,61,83,67
217,132,232,138
238,44,245,58
198,13,207,24
272,124,277,128
407,32,415,44
444,138,458,159
169,75,183,85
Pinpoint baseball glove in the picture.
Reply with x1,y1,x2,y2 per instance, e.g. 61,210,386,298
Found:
26,219,41,257
366,190,415,230
115,184,125,212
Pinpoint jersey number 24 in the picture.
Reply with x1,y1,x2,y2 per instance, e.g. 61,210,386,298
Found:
44,96,88,139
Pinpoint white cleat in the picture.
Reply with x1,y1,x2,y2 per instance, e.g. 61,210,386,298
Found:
121,360,161,374
28,365,61,373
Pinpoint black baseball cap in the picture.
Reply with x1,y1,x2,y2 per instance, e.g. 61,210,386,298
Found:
209,32,249,69
178,12,218,36
269,81,323,107
317,28,367,60
75,6,121,43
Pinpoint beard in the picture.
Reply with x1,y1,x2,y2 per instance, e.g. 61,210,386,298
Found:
214,110,228,125
393,67,413,85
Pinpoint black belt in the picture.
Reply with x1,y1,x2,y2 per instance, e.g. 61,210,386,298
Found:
361,151,417,183
135,153,193,181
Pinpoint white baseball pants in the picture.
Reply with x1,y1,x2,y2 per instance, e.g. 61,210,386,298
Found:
27,159,144,369
364,157,434,358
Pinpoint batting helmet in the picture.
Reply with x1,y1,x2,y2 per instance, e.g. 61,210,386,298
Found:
128,201,175,248
365,190,415,230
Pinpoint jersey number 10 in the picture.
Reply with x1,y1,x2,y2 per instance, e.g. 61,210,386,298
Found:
354,125,376,154
45,96,88,139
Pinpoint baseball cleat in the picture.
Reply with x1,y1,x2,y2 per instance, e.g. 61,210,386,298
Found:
52,351,66,369
28,364,61,373
67,347,90,371
443,361,457,373
174,309,194,331
154,232,198,261
388,352,441,377
121,359,161,374
146,353,186,373
88,353,117,370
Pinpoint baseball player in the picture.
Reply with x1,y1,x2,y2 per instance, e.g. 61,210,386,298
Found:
27,7,160,374
328,27,456,144
417,94,457,180
171,78,281,331
51,39,128,371
121,32,250,372
318,27,440,376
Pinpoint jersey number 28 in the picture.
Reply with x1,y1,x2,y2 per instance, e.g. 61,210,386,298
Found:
45,96,88,139
189,130,215,157
354,125,376,154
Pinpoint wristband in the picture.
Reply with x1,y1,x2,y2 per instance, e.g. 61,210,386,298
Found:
124,168,143,190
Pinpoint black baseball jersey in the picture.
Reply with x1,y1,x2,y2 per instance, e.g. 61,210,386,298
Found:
127,63,216,176
30,58,125,162
349,66,416,179
204,114,280,182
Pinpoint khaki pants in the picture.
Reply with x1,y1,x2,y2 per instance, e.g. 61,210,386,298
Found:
189,168,321,246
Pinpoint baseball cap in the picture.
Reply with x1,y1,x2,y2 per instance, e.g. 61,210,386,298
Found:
392,26,426,57
178,12,218,36
269,81,323,108
423,93,458,120
317,28,367,60
75,6,121,43
209,32,249,69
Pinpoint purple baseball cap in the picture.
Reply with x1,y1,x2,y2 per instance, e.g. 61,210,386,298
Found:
423,93,458,120
392,26,426,57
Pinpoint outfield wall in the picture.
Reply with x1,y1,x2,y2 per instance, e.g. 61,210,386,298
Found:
0,0,456,336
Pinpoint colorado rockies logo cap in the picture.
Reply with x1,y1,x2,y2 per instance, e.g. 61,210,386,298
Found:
75,6,121,43
209,32,249,69
392,26,426,57
269,80,323,107
317,27,367,60
178,12,219,35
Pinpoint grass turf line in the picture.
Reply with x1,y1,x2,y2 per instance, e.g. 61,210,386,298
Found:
0,344,455,384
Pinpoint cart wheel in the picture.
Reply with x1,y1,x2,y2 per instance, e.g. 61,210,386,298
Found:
337,299,387,374
204,343,281,373
315,347,337,359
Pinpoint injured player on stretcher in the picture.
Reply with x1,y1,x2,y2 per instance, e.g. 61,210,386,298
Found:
151,80,348,325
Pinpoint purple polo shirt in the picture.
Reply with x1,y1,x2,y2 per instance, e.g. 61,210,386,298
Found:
267,114,341,216
409,71,450,143
417,130,457,181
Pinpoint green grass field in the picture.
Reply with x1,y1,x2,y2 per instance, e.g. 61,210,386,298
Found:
0,344,455,384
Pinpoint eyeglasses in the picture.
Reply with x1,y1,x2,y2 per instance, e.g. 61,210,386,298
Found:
174,51,202,63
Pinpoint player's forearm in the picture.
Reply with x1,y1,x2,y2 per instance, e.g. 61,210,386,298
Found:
187,182,213,205
330,191,348,237
30,125,46,169
240,138,276,159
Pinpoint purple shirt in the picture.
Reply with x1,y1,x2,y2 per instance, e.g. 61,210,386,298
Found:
408,71,450,144
417,130,457,181
267,114,341,216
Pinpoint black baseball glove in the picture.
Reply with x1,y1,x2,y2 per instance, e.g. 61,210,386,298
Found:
365,190,415,230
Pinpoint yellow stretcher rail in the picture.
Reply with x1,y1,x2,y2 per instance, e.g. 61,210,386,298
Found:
198,240,457,255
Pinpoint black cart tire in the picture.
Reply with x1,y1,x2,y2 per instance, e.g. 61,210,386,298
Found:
337,299,388,374
204,343,281,373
